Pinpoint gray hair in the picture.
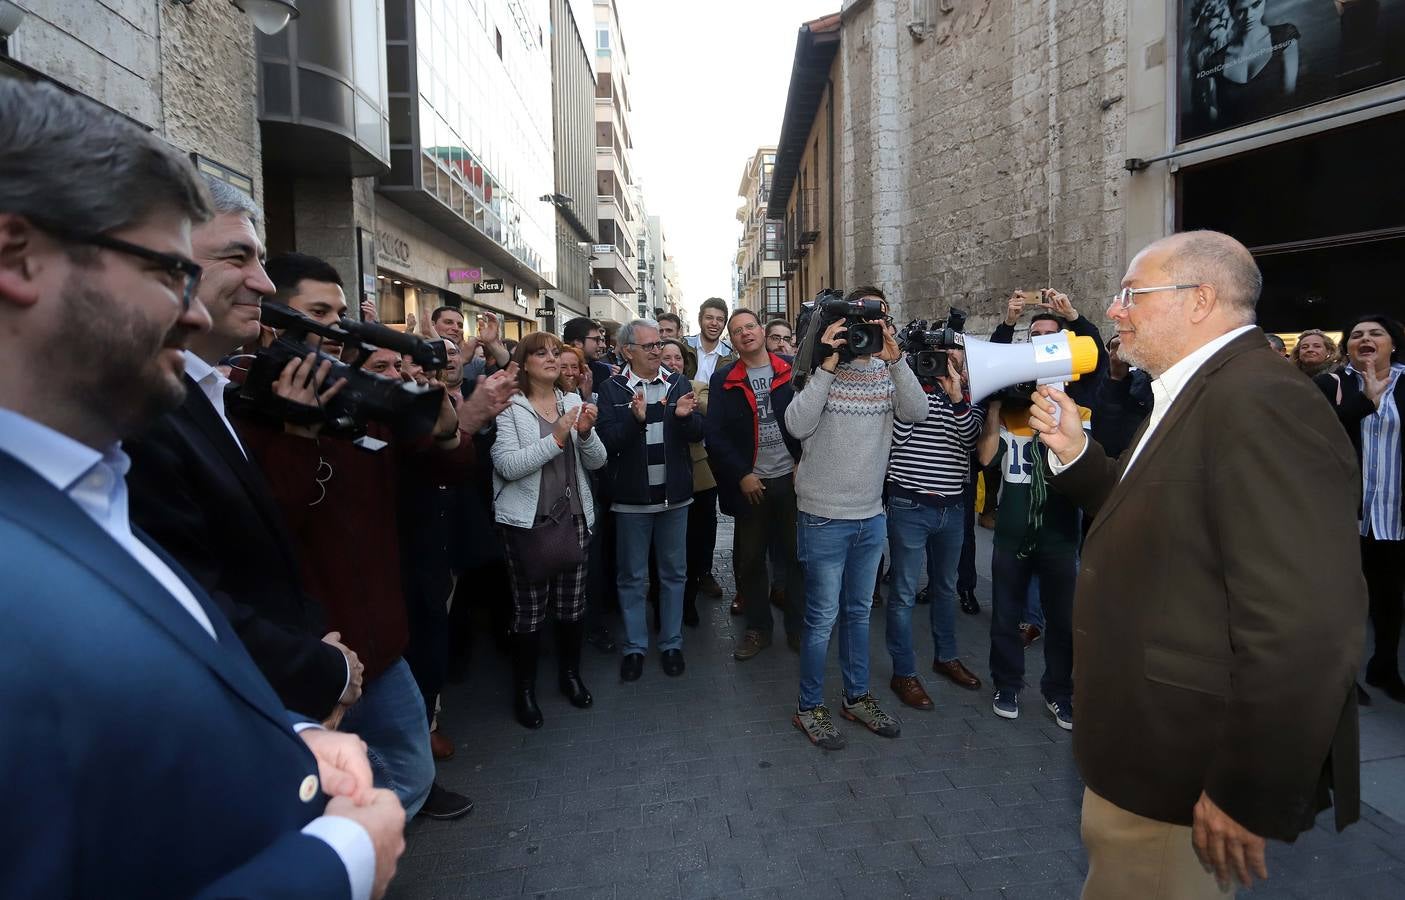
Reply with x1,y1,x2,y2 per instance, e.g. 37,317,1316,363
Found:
617,318,659,349
0,79,211,239
199,172,261,225
1160,230,1262,323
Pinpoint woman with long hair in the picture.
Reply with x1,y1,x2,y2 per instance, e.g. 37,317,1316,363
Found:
491,332,607,727
1316,315,1405,704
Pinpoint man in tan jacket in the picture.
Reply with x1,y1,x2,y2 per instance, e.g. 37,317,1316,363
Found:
1030,230,1366,898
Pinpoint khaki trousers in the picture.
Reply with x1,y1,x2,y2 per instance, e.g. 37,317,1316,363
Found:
1080,788,1235,900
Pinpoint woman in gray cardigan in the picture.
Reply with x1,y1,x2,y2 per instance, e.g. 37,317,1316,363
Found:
492,332,607,728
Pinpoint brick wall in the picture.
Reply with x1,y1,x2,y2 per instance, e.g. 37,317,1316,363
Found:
838,0,1128,337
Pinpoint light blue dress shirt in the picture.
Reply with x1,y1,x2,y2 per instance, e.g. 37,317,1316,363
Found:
0,407,375,900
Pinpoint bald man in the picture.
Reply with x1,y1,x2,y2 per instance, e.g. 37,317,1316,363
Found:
1030,231,1366,898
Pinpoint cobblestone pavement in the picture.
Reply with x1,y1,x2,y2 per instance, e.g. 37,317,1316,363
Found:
392,517,1405,899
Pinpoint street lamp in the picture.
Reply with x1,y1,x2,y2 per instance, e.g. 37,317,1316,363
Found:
169,0,299,36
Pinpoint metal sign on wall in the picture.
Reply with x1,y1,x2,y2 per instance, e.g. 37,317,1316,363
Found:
377,229,412,267
474,278,505,293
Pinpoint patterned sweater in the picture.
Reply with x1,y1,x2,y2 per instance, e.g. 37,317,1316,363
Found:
784,357,929,519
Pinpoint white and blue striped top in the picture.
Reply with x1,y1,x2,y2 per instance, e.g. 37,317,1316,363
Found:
1354,362,1405,541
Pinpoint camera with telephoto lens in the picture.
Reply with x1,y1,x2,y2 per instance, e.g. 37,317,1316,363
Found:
898,306,968,382
239,302,449,438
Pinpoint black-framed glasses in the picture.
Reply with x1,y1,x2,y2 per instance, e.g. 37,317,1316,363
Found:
38,222,203,310
629,341,664,353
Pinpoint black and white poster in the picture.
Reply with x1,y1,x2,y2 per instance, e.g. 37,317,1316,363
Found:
1179,0,1405,142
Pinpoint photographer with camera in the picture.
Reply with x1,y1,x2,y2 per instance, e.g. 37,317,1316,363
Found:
994,289,1108,407
975,376,1090,730
786,287,928,750
235,253,514,821
884,319,987,711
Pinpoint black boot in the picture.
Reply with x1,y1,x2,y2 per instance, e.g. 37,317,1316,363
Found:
682,580,700,628
511,631,543,729
556,620,593,709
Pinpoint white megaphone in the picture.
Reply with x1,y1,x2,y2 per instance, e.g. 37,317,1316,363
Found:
963,330,1100,403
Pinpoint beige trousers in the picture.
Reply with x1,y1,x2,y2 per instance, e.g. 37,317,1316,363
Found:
1080,788,1235,900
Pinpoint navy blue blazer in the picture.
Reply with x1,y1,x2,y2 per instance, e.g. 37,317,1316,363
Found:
0,450,350,899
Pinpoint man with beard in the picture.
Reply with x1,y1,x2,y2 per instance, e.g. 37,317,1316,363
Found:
0,79,404,899
1034,230,1365,897
126,176,362,723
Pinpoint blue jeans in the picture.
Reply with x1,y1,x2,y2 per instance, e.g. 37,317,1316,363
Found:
340,657,435,818
989,547,1075,703
796,511,886,710
885,497,965,675
615,506,688,655
1025,575,1044,629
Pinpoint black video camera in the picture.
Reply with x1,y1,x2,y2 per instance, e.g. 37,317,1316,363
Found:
796,289,888,371
898,307,968,382
240,302,449,438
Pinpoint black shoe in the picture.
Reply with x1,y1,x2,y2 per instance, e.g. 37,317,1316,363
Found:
620,652,644,682
683,598,700,628
959,588,980,615
418,783,474,820
511,632,543,729
586,625,616,654
699,572,724,598
1357,682,1373,707
916,586,931,605
661,649,685,677
555,620,593,709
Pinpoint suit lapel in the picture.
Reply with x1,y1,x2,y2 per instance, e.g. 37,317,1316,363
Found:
0,451,297,738
179,380,303,573
1086,332,1261,541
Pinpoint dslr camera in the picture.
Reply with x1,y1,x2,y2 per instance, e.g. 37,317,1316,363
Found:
898,307,968,382
239,302,449,438
795,288,887,371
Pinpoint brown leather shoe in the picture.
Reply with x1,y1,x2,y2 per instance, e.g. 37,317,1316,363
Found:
729,594,744,616
932,658,982,691
430,730,455,761
769,587,786,609
1020,623,1042,649
890,675,933,710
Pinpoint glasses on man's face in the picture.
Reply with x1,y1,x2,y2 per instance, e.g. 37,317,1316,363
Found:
629,341,664,353
41,222,203,310
1112,284,1200,312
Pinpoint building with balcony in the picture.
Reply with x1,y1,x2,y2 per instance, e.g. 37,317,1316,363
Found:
547,0,599,333
735,147,786,321
590,0,639,324
768,13,840,327
373,0,557,337
632,183,653,319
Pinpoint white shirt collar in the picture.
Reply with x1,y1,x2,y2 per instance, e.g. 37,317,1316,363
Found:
1151,325,1257,409
0,407,113,493
625,367,669,389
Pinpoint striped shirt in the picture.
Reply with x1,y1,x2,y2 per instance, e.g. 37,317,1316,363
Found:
611,366,691,514
887,389,985,500
1354,362,1405,540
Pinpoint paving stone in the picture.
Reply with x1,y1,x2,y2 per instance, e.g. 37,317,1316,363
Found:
389,518,1405,899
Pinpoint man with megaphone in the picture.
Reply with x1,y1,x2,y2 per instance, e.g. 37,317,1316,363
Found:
1028,230,1366,899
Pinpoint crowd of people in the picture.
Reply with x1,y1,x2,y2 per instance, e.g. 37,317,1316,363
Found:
2,78,1401,899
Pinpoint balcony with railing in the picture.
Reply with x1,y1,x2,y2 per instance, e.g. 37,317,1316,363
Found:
795,187,820,245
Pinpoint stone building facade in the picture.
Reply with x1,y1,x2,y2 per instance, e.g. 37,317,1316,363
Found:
3,0,263,201
837,0,1128,336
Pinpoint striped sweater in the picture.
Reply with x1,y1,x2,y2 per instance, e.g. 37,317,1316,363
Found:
886,388,985,500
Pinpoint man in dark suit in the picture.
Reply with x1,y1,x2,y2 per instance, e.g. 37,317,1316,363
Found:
1030,230,1366,898
126,175,359,722
0,79,402,898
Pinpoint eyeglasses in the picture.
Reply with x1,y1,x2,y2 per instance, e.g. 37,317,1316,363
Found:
39,222,203,310
1113,284,1200,311
629,341,664,352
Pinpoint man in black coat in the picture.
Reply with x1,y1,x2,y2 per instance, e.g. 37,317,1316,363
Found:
126,178,357,721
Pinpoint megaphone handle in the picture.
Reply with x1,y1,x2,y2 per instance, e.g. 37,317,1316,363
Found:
1045,382,1065,425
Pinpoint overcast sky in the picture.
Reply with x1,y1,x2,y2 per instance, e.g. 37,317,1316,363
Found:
614,0,840,324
